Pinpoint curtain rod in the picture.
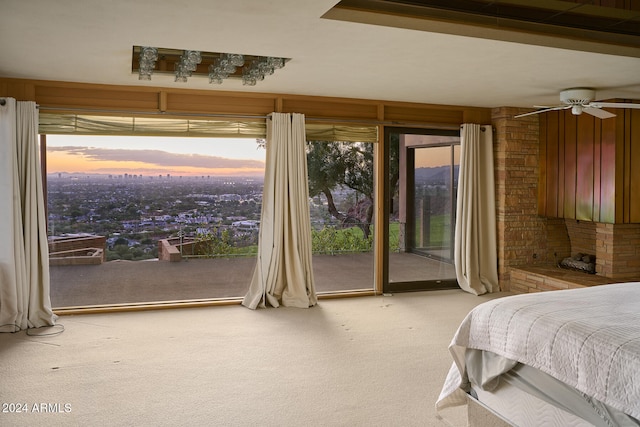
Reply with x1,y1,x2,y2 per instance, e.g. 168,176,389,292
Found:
36,105,461,130
460,124,495,132
0,98,6,106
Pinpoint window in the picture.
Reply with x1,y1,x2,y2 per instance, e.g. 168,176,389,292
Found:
46,135,265,307
44,121,379,309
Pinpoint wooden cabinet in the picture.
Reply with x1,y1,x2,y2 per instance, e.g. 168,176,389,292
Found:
538,106,640,223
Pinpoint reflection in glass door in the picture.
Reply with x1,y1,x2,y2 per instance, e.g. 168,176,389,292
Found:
385,129,460,292
410,145,458,262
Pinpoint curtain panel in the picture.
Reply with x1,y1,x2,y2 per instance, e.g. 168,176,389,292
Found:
454,124,499,295
0,98,57,331
242,113,317,309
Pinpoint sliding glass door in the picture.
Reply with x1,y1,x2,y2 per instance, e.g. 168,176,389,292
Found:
385,129,460,292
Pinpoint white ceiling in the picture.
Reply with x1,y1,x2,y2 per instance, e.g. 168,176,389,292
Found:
2,0,639,110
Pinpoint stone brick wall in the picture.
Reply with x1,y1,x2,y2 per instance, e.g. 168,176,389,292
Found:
510,265,619,294
565,219,596,257
545,218,571,265
492,107,547,291
597,223,640,279
544,219,640,280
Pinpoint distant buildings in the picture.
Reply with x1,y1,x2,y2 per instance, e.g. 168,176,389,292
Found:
47,175,265,258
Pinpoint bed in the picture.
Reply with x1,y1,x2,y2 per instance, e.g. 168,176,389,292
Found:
436,282,640,427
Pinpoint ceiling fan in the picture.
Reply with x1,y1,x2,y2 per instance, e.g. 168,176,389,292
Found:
515,88,640,119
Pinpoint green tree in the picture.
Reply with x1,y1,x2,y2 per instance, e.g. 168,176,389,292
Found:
113,237,129,246
307,141,373,236
307,140,400,239
388,133,400,218
307,141,348,220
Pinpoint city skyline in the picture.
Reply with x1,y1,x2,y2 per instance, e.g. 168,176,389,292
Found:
46,135,266,177
46,134,456,178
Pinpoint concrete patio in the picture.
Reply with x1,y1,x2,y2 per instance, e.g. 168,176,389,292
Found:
49,252,456,308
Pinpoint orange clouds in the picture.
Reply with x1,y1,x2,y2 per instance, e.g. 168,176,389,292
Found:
46,146,265,177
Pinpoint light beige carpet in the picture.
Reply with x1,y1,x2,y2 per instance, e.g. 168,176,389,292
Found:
0,290,508,427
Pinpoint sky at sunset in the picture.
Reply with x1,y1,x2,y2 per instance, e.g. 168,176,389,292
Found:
405,135,459,169
45,134,456,178
46,135,266,177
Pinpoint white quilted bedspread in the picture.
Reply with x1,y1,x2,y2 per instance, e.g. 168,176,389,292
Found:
436,282,640,419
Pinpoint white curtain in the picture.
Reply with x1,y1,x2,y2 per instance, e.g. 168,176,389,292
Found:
454,124,499,295
0,98,57,332
242,113,317,309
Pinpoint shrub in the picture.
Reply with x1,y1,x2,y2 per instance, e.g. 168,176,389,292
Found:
312,226,372,255
194,228,234,258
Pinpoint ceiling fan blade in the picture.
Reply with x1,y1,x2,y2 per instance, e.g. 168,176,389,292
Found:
514,105,569,118
583,107,616,119
589,102,640,109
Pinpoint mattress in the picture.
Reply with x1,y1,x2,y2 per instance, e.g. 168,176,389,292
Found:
436,282,640,425
466,349,639,427
470,380,591,427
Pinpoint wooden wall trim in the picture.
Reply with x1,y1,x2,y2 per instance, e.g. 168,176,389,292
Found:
0,77,491,125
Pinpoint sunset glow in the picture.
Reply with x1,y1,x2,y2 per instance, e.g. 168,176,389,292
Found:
46,135,266,177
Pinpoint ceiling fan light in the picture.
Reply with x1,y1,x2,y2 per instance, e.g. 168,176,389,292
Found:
560,88,595,105
516,88,638,120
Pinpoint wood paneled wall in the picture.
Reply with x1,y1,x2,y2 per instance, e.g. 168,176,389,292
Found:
539,107,640,223
0,78,490,126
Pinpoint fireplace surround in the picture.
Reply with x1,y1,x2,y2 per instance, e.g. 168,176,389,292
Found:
510,219,640,294
547,219,640,280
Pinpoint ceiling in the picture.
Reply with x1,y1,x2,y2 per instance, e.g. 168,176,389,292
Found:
1,0,640,110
